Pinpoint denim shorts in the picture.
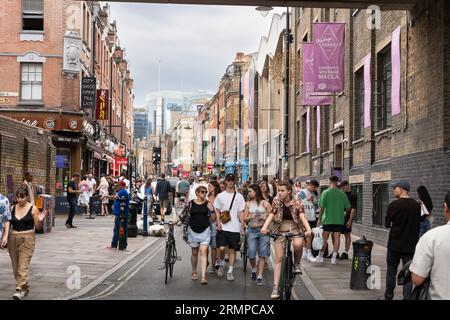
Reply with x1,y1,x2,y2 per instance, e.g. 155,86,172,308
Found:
187,226,211,248
246,227,271,258
210,222,218,249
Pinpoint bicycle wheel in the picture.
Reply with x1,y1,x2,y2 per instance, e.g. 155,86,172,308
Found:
164,243,171,284
170,243,177,277
242,236,248,272
279,255,293,300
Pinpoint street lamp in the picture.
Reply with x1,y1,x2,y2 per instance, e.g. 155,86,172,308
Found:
256,5,293,180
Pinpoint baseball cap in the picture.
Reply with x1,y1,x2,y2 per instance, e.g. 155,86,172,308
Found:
225,174,236,181
117,180,126,188
391,180,411,192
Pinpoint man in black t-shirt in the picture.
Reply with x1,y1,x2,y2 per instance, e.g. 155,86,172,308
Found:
66,173,82,228
339,181,357,260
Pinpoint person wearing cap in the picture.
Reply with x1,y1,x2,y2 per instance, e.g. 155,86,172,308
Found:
214,173,245,281
106,180,130,249
338,180,358,260
383,180,421,300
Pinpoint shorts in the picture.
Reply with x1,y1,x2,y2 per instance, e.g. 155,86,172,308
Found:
187,226,211,248
216,230,240,251
160,199,169,209
341,215,352,234
308,220,317,229
275,220,303,244
210,222,218,249
323,224,344,233
247,227,271,258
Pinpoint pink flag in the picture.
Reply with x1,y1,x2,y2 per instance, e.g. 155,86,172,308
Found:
391,26,401,116
364,54,371,128
317,106,321,150
302,43,332,106
312,23,345,93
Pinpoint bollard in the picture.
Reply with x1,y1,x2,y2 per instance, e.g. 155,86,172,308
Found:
350,236,373,290
142,196,149,236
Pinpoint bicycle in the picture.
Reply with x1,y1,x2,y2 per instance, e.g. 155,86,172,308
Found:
269,231,304,300
164,222,178,284
240,229,248,273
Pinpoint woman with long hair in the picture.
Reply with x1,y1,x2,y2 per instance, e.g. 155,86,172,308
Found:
207,180,222,274
261,181,311,299
177,185,214,284
6,187,47,300
259,181,273,205
417,185,433,237
97,177,110,216
143,177,154,217
244,184,272,285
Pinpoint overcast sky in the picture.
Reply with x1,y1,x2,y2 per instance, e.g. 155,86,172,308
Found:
107,3,284,107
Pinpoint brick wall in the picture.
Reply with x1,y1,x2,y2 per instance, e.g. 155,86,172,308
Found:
0,115,56,200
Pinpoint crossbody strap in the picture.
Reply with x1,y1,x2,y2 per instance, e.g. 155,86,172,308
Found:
228,192,236,211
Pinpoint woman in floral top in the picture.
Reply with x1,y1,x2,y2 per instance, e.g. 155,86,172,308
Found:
261,181,312,299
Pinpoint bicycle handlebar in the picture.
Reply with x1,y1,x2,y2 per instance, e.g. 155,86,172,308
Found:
268,231,304,239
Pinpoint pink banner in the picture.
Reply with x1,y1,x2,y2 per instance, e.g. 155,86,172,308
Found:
391,26,401,116
306,108,310,153
302,43,332,105
312,23,345,93
364,54,371,128
317,106,321,150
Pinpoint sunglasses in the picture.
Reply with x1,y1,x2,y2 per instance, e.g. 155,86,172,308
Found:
197,190,207,194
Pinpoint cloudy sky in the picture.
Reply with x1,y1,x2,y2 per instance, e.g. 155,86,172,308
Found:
107,3,284,106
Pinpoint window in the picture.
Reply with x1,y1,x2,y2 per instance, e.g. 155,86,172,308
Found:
376,46,392,131
354,69,365,140
321,107,330,152
351,184,363,222
21,63,42,101
372,183,389,227
22,0,44,31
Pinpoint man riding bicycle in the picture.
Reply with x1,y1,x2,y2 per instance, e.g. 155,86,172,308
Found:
261,181,312,299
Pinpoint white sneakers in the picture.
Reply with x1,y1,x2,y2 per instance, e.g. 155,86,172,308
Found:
271,285,280,299
12,289,26,300
302,250,308,260
310,255,324,263
227,272,234,281
331,258,337,265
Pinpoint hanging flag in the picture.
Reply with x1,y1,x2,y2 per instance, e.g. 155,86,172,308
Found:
95,89,109,121
302,43,332,106
312,23,345,93
364,54,372,128
391,26,401,116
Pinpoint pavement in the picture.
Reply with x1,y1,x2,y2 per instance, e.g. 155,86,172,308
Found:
0,210,404,300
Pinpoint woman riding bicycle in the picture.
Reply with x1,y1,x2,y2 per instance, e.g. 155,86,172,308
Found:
261,181,312,299
243,184,272,285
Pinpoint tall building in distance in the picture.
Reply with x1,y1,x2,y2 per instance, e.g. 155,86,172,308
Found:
133,107,149,141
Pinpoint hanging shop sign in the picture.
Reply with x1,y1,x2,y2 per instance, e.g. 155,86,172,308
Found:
95,89,109,120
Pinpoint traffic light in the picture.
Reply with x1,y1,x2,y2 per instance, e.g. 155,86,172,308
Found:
152,147,161,165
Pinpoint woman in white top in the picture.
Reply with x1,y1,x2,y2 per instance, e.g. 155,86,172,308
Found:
97,177,110,216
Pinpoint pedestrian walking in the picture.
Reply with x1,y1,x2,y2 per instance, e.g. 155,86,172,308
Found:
207,180,221,274
97,177,110,216
65,173,82,228
143,177,154,218
177,184,214,285
77,176,90,215
155,173,172,223
178,177,190,208
106,180,130,249
214,173,245,281
0,194,12,249
244,184,272,285
383,180,421,300
261,181,311,299
106,175,116,215
119,171,130,193
297,179,320,262
338,180,357,260
219,181,226,193
311,176,351,265
410,191,450,300
21,172,35,205
6,187,47,300
259,181,273,205
416,185,433,237
87,173,97,197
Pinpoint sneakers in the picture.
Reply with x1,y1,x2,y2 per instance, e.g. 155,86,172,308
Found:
256,277,263,286
12,289,25,300
311,255,324,263
270,285,280,299
250,272,257,281
217,266,224,277
307,254,314,262
294,264,303,274
302,250,308,260
339,252,349,260
227,272,234,281
331,258,337,265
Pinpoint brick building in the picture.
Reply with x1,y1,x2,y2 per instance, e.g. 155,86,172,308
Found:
0,1,134,201
289,1,450,244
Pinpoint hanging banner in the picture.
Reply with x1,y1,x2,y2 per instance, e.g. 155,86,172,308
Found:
391,26,401,116
317,106,321,150
312,23,345,93
302,43,332,106
364,54,372,128
95,89,109,121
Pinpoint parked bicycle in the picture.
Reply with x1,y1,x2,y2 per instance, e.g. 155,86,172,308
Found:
164,222,178,284
240,228,248,273
269,231,304,300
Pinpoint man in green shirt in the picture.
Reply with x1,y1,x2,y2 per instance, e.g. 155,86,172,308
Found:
311,175,351,264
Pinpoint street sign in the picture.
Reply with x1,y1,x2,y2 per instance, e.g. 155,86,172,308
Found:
96,89,109,120
80,77,96,109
